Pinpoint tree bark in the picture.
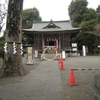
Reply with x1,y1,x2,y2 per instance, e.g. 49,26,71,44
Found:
0,0,27,78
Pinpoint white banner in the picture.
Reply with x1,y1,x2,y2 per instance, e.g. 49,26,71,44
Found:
82,45,86,56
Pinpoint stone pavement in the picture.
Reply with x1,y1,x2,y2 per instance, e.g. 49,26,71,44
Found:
0,60,65,100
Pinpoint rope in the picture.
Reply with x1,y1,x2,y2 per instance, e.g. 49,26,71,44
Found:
41,46,58,61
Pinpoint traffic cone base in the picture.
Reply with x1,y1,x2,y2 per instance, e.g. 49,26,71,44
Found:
68,68,79,86
67,83,79,86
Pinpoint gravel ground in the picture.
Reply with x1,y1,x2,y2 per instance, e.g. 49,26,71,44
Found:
60,56,100,100
0,56,100,100
0,57,42,85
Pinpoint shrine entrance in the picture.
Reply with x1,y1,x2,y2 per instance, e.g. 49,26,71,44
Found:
23,20,81,53
49,41,54,46
44,37,58,47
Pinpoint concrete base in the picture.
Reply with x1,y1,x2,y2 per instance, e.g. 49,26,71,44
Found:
90,75,100,100
90,86,100,100
94,75,100,91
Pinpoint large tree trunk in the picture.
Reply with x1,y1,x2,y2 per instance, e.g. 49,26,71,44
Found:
0,0,27,77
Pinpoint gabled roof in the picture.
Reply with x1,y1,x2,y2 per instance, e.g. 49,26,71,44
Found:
22,20,81,32
42,20,61,29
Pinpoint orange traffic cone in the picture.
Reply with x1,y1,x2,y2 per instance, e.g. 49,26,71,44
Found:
68,68,78,86
60,59,65,70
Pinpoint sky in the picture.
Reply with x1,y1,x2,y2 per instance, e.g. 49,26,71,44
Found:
0,0,100,37
23,0,100,21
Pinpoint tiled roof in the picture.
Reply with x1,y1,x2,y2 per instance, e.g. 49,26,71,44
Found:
22,20,81,32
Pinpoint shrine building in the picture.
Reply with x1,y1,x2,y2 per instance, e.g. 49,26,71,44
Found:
22,20,81,53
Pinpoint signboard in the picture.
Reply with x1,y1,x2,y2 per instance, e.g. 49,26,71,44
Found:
27,47,33,64
72,43,77,47
32,50,38,57
72,48,77,51
98,45,100,48
35,50,38,57
27,59,33,64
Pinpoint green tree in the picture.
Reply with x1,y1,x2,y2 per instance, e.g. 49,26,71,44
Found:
68,0,88,26
81,19,97,32
69,0,100,55
22,35,34,45
22,7,42,28
96,5,100,23
82,8,97,21
96,5,100,13
68,0,97,27
71,32,100,54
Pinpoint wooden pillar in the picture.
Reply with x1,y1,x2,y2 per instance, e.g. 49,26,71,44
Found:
59,34,61,50
63,32,64,50
42,34,44,50
38,33,39,50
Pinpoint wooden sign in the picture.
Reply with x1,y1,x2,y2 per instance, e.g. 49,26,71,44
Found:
27,47,33,64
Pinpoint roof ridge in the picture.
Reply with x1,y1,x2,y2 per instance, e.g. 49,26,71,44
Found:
34,20,70,23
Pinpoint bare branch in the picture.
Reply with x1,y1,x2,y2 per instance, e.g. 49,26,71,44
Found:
0,0,8,32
